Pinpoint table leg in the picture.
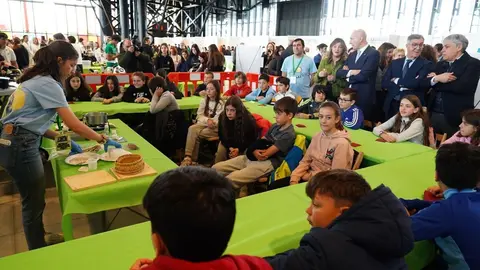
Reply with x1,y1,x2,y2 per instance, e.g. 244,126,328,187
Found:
61,214,74,241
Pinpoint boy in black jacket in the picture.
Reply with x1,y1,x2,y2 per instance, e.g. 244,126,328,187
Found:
266,169,414,270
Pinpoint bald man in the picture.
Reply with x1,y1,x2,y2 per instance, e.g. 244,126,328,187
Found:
336,29,379,120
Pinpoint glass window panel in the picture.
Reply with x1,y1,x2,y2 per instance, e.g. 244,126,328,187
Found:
0,0,11,32
10,1,24,32
77,7,88,35
55,5,68,34
66,5,78,35
86,8,97,35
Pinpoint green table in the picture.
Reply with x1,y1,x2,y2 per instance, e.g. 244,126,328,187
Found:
68,96,202,118
41,119,177,241
83,66,103,74
244,102,434,164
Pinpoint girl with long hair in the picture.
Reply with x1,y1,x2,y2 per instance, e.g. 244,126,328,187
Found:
91,75,125,104
65,73,92,102
373,95,430,146
187,44,200,70
0,41,120,250
206,44,225,72
377,42,396,71
216,95,258,163
181,80,225,166
441,109,480,146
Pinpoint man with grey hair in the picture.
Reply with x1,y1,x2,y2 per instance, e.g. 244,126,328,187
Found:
382,34,434,119
426,34,480,137
337,29,379,120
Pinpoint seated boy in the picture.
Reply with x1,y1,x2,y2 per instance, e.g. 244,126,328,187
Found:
266,169,414,270
213,97,297,195
245,74,277,105
272,77,301,104
296,85,328,119
193,71,213,97
131,166,273,270
338,88,364,130
224,71,252,98
401,143,480,269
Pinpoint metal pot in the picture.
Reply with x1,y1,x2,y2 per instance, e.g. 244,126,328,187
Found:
83,112,108,127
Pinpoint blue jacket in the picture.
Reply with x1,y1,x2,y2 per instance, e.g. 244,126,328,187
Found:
404,191,480,269
341,104,364,129
336,46,379,115
266,185,413,270
313,53,322,68
176,61,189,72
245,87,276,105
382,57,433,117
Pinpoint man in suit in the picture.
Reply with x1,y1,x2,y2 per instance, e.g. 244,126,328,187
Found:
427,34,480,137
337,29,379,120
382,34,433,119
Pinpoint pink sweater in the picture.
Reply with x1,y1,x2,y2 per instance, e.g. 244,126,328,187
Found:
441,131,472,145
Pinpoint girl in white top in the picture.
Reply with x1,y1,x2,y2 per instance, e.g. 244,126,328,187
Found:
272,76,300,104
181,80,225,166
373,95,430,145
170,46,182,71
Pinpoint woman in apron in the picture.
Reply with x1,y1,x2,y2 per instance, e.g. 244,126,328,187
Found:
0,41,121,250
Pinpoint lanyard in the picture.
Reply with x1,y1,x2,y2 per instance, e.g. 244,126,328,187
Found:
292,55,304,73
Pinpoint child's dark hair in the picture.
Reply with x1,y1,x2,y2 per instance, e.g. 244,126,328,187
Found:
204,71,214,78
234,71,247,83
18,41,78,83
220,96,257,147
392,95,430,146
311,85,327,100
436,143,480,189
340,88,357,102
155,68,172,84
65,72,92,100
274,96,298,116
459,109,480,146
204,80,222,118
259,73,269,82
276,76,290,86
148,76,168,92
319,101,344,130
306,169,371,206
143,167,236,262
99,75,120,98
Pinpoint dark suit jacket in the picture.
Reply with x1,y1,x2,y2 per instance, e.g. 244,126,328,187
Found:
336,45,379,112
426,52,480,127
382,57,433,114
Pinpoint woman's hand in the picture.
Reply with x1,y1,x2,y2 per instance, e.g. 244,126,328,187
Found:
318,69,327,78
134,97,142,103
380,132,397,143
129,259,153,270
103,99,112,104
290,176,300,185
207,119,215,129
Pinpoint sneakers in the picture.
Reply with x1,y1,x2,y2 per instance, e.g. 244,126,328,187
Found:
45,232,64,246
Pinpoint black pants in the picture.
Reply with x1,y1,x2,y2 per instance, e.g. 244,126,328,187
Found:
430,112,458,138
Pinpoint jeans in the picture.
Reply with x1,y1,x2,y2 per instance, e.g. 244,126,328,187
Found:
0,127,46,250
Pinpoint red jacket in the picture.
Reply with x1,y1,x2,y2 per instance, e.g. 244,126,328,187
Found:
143,255,273,270
224,83,252,98
252,113,272,137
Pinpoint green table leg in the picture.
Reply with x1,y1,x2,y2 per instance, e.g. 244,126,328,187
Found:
62,214,75,241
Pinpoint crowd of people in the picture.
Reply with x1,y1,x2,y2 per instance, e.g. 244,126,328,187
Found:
1,28,480,270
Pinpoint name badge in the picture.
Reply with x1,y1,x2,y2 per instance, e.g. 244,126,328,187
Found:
289,76,297,84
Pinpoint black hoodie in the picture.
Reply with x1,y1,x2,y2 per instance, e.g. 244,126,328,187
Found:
266,185,414,270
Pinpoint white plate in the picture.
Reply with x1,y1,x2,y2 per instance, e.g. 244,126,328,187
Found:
100,149,131,162
65,152,100,166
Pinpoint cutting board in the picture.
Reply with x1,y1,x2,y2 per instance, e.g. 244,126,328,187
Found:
110,163,157,181
64,170,117,191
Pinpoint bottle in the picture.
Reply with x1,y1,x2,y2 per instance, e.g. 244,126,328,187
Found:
104,123,110,136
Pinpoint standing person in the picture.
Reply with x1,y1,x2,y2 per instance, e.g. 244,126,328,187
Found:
187,44,200,70
382,34,433,119
374,42,397,122
421,45,438,64
267,48,281,75
275,40,294,78
154,43,174,73
12,37,30,70
31,37,40,55
67,36,84,73
426,34,480,137
206,44,225,72
141,37,154,59
262,42,275,69
312,38,348,101
433,43,443,61
170,46,182,71
0,32,18,68
313,43,328,68
336,29,379,120
0,41,121,250
281,38,317,99
105,34,121,68
53,33,66,41
21,35,34,64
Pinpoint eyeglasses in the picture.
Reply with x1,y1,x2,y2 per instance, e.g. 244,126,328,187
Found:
338,98,352,102
410,43,425,49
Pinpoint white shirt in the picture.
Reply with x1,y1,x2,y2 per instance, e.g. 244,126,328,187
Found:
347,43,369,80
0,46,17,65
72,43,84,64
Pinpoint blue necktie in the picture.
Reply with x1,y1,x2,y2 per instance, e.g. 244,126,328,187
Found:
402,59,412,78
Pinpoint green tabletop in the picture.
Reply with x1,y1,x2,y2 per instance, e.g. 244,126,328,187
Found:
0,151,435,269
244,102,434,165
68,96,203,118
83,66,102,74
41,119,177,240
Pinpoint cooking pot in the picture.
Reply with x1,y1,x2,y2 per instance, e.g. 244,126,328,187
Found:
83,112,108,127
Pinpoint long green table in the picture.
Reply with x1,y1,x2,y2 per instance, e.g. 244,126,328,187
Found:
0,151,436,269
68,96,203,117
244,101,434,165
41,119,177,241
